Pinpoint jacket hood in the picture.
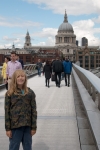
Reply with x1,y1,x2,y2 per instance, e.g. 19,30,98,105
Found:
66,60,69,62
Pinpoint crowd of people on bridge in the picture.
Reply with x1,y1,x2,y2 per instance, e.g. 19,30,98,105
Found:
37,57,72,88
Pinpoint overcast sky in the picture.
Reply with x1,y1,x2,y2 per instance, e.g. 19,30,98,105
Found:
0,0,100,48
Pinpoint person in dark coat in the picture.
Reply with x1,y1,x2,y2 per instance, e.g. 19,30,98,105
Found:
51,59,55,72
43,60,52,88
53,57,63,88
16,54,24,69
63,57,72,87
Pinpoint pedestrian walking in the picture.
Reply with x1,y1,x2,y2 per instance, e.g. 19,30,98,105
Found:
16,54,24,69
51,59,55,72
43,60,52,88
2,56,11,89
63,57,72,87
6,51,22,90
36,59,43,76
2,56,10,82
5,69,37,150
53,57,63,88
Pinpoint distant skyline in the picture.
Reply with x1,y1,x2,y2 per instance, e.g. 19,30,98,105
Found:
0,0,100,48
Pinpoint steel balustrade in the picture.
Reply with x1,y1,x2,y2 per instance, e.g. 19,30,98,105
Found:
73,64,100,110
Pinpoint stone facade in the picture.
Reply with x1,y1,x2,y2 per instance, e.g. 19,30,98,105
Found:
76,45,100,70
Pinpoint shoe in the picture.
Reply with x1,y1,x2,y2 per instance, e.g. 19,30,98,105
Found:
65,84,67,86
68,84,70,87
58,85,60,88
45,85,47,87
48,85,50,88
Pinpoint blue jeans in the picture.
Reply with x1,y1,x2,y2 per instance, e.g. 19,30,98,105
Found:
38,68,41,76
64,73,70,85
9,126,32,150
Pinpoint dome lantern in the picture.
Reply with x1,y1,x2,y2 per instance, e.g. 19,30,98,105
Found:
64,10,68,23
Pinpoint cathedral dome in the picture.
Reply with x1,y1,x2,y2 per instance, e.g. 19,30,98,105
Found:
58,11,73,32
58,22,73,31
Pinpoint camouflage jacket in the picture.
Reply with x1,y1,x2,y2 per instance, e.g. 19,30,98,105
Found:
5,88,37,131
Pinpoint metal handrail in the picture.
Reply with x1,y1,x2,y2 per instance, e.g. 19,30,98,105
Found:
73,64,100,109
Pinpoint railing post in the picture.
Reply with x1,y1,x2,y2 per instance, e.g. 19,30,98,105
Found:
98,93,100,110
92,86,96,101
88,82,92,95
84,76,87,89
86,79,89,90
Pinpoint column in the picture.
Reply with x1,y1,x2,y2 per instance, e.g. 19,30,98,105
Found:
83,56,85,68
62,37,64,43
89,56,90,70
94,52,96,68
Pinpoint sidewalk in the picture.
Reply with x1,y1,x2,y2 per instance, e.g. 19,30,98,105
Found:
0,75,80,150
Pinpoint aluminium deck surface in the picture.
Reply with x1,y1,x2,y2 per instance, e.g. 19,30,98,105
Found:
0,75,80,150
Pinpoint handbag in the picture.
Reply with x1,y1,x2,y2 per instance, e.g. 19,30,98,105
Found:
35,66,38,70
51,74,55,81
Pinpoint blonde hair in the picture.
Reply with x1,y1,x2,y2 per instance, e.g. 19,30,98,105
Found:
6,70,28,96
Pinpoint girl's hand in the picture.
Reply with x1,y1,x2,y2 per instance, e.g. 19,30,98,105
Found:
31,130,36,136
6,130,12,138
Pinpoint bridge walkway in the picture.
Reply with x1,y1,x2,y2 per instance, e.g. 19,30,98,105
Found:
0,74,97,150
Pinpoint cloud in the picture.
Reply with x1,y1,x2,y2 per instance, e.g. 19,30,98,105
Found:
30,28,56,46
23,0,100,15
32,28,57,38
33,37,55,46
3,44,12,49
0,16,6,20
3,36,17,41
46,37,55,45
0,16,42,27
93,15,100,23
33,42,46,46
3,36,22,44
73,19,100,46
1,36,24,48
0,44,5,49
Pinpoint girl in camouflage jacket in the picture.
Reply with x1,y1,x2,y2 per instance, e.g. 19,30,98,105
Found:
5,69,37,150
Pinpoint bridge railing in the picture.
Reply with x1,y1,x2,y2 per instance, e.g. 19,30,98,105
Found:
0,64,38,88
23,64,37,77
73,64,100,109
